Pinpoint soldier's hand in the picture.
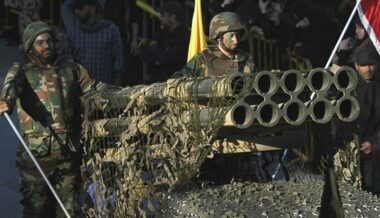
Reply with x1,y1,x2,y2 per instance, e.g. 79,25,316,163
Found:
0,100,10,115
360,141,372,154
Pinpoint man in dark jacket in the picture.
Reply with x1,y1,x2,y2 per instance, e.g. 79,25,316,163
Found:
354,40,380,196
139,1,190,84
61,0,125,85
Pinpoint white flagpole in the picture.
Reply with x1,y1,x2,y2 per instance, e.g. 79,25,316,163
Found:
4,113,71,218
325,0,361,68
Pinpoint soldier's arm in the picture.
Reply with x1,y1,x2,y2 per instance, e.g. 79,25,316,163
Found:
0,65,25,114
171,53,206,78
76,64,109,94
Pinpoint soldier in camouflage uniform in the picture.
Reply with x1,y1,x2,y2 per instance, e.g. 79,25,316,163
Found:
172,11,255,78
0,21,104,217
172,12,263,183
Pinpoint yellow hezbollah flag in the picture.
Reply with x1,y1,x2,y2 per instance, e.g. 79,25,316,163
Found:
187,0,207,62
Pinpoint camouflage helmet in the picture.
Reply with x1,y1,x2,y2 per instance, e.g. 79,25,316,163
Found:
209,12,245,39
23,21,53,52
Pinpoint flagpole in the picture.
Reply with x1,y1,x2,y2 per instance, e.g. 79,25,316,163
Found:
4,113,71,218
325,0,361,68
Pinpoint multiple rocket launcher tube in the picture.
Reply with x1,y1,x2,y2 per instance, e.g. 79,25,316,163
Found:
84,66,359,136
221,66,359,128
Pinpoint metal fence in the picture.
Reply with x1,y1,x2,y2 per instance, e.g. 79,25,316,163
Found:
246,30,313,71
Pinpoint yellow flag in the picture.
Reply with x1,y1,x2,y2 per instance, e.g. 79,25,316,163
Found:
187,0,207,62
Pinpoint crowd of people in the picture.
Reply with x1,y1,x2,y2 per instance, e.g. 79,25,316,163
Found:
0,0,379,217
0,0,364,85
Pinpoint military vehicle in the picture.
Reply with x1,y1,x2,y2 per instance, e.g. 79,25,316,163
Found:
76,64,380,217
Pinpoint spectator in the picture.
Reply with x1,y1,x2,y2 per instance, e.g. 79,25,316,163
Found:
334,16,368,68
61,0,125,85
138,1,190,84
257,0,294,49
353,40,380,196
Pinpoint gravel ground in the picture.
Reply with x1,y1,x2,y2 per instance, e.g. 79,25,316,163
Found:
161,181,380,217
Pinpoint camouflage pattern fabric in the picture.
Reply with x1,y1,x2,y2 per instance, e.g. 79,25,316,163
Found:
172,11,252,78
0,60,96,217
1,61,95,137
208,11,245,39
173,45,255,78
17,133,80,217
0,21,103,218
334,134,362,188
80,74,250,216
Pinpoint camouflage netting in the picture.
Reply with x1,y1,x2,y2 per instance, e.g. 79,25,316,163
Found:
78,66,361,217
80,74,248,217
333,134,362,188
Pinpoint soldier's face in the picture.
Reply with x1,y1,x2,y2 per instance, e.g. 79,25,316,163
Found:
32,33,56,63
221,31,240,51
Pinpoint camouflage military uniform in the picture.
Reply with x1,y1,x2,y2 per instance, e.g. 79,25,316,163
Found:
0,21,99,218
173,45,255,78
173,12,255,78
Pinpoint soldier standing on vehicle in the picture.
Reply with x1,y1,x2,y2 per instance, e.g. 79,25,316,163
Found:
172,11,255,78
172,12,266,183
0,21,104,217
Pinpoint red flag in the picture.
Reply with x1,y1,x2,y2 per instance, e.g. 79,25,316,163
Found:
358,0,380,55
